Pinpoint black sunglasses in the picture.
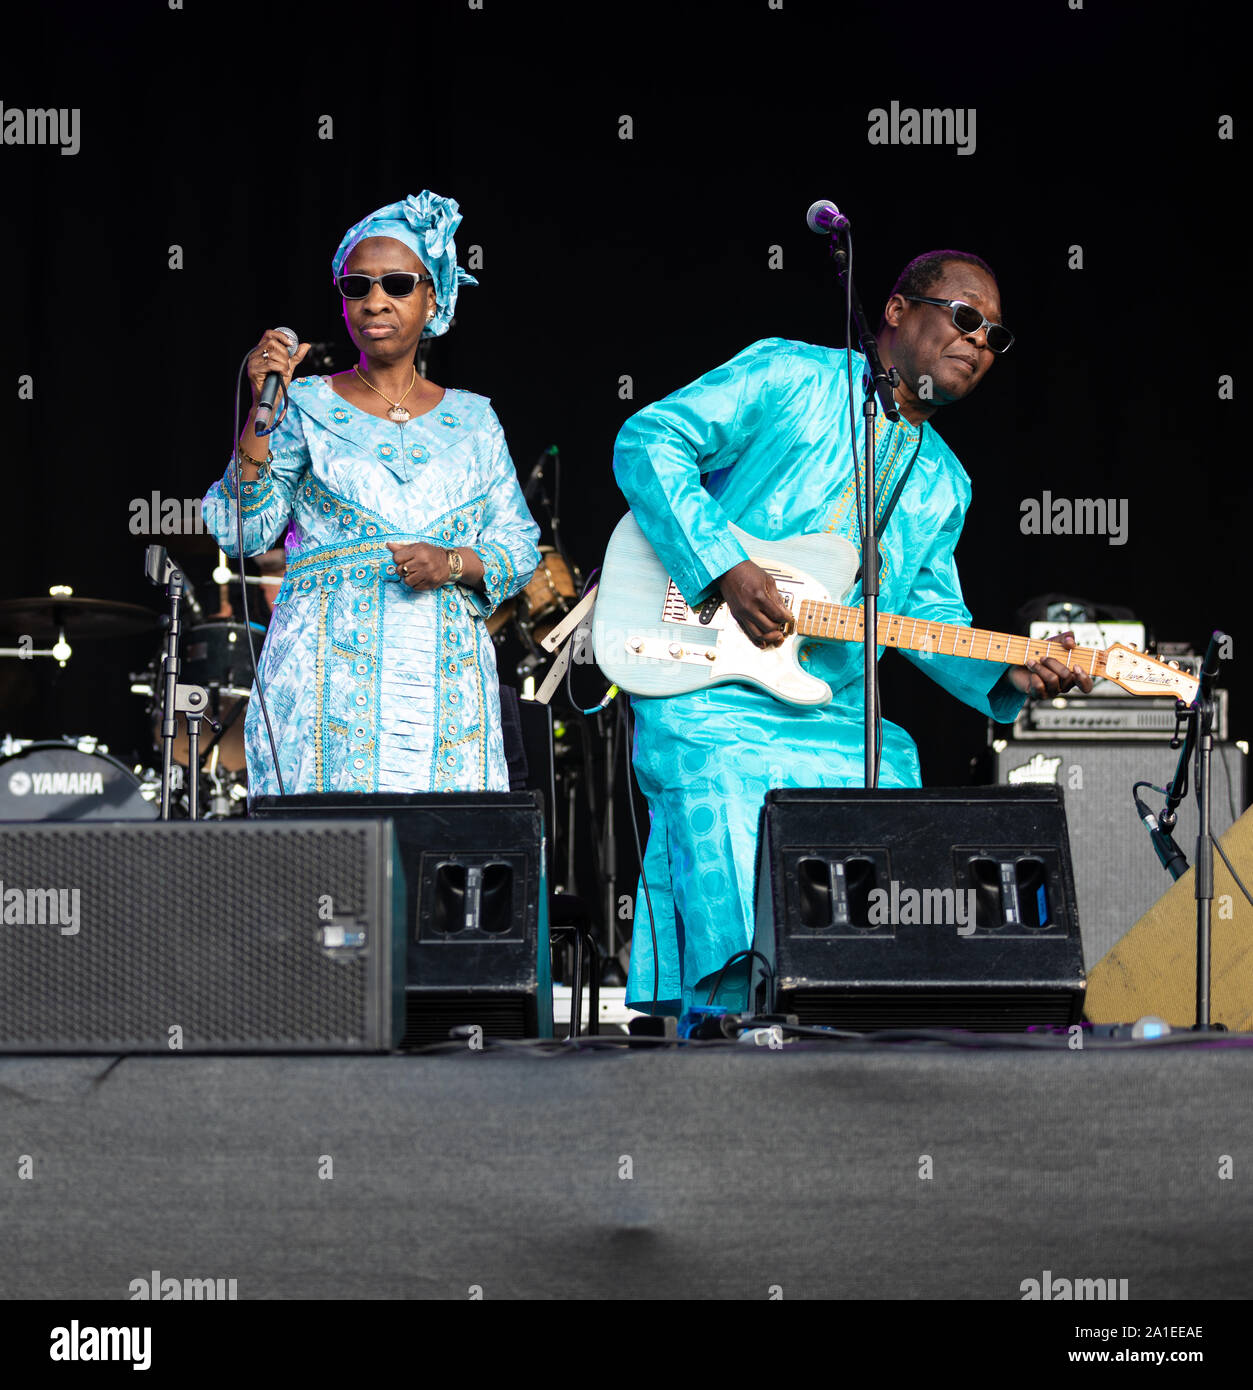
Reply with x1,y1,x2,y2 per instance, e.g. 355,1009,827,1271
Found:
902,296,1014,354
336,271,433,300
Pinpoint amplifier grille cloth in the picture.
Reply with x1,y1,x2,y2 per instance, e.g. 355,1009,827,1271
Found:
0,825,375,1046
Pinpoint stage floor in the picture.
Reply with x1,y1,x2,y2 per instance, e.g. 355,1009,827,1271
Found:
2,1040,1250,1300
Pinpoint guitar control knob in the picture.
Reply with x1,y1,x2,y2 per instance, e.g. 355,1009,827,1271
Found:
626,636,644,654
704,649,717,662
667,642,684,659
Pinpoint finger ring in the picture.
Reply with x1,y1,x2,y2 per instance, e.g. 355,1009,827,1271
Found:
262,349,270,360
401,564,409,576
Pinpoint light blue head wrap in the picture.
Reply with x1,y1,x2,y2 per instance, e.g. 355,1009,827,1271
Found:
331,191,478,339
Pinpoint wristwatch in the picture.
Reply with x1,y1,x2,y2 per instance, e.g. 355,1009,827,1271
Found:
445,549,464,584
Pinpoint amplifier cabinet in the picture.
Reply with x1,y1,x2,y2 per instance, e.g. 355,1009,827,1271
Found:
992,740,1246,965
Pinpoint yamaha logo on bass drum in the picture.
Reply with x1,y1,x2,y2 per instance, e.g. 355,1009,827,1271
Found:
8,769,105,797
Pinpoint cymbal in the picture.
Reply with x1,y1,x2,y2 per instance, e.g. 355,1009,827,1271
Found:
0,596,162,640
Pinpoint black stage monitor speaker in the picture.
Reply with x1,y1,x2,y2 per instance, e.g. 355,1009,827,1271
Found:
252,792,552,1044
0,820,404,1053
753,787,1085,1030
992,739,1247,968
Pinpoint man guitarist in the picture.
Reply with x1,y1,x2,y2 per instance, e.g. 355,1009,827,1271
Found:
612,250,1092,1017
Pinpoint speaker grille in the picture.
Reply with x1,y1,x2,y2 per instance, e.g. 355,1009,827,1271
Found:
401,992,533,1046
0,823,393,1050
785,989,1077,1031
994,741,1246,964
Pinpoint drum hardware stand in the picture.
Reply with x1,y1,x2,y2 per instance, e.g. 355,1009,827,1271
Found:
0,633,71,665
0,583,75,665
202,746,235,820
564,761,580,894
145,545,218,821
597,705,620,966
196,684,245,767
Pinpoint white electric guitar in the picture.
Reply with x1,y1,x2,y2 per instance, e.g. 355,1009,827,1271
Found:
591,513,1201,708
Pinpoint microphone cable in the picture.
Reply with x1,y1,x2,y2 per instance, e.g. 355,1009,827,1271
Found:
230,348,286,797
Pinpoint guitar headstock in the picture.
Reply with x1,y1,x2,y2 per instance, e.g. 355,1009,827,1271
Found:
1103,644,1200,703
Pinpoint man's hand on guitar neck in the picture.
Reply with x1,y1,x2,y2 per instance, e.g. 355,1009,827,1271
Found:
719,560,793,649
1007,631,1095,699
717,561,1095,697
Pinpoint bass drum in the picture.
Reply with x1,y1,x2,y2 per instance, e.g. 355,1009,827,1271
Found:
0,739,159,821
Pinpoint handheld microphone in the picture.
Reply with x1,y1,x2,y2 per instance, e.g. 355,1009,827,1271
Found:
253,327,299,436
806,200,851,235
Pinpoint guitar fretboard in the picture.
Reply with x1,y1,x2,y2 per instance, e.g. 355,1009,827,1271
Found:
796,600,1109,679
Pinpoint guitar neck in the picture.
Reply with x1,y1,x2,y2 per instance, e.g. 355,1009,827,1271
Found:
796,600,1109,679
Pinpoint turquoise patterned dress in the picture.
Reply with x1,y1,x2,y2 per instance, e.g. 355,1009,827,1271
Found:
612,339,1027,1015
203,376,540,796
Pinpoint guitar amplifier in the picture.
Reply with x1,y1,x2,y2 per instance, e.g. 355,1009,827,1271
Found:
1004,688,1228,741
991,739,1247,966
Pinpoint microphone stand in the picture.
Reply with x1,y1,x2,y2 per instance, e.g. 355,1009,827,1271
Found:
824,224,900,788
1153,697,1198,879
144,545,216,821
1189,633,1226,1029
1139,632,1228,1028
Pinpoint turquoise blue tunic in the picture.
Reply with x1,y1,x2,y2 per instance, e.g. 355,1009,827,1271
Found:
612,339,1026,1014
203,377,540,795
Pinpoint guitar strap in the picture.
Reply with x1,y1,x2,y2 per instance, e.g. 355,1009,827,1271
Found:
532,584,600,706
539,585,598,654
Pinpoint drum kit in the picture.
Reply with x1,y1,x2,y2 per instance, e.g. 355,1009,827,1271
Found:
0,555,264,822
0,529,589,822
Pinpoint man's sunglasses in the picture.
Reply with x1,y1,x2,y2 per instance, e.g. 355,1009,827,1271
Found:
336,271,433,300
902,296,1014,354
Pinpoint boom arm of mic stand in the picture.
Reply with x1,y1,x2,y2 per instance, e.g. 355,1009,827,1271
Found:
828,239,899,423
1159,705,1195,833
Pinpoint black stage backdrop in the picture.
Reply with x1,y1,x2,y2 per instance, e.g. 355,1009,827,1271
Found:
0,1,1247,778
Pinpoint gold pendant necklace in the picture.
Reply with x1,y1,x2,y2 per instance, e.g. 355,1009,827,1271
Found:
355,364,418,424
